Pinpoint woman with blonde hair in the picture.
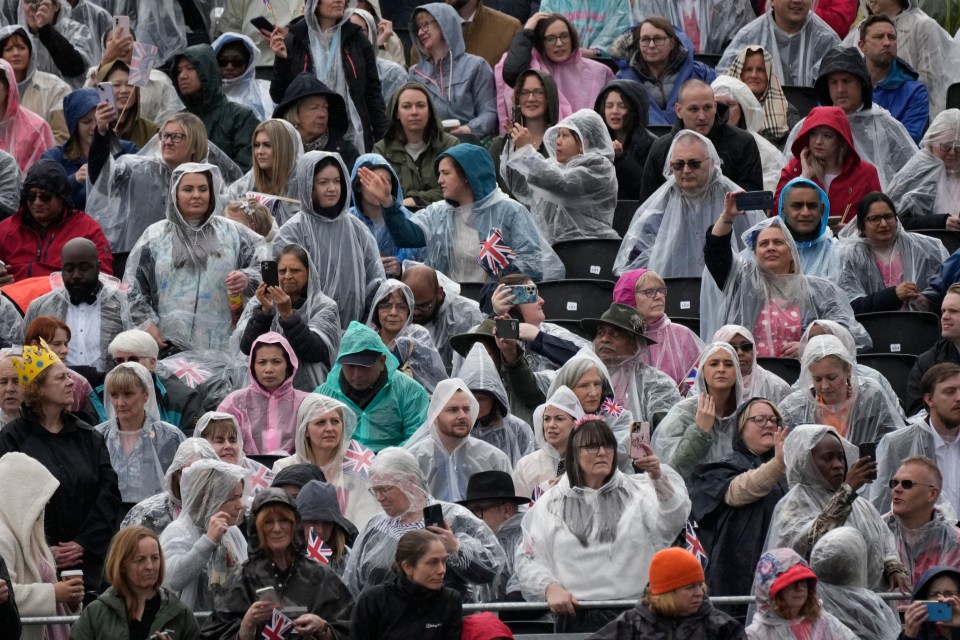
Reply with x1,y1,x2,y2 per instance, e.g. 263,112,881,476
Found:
71,526,200,640
227,119,304,225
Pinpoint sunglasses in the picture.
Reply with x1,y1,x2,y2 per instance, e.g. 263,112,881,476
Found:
670,159,705,171
113,356,145,366
217,57,246,68
27,191,54,203
888,478,937,490
731,342,754,354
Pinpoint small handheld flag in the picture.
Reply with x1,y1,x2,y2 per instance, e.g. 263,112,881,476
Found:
306,529,333,565
477,227,516,277
261,608,294,640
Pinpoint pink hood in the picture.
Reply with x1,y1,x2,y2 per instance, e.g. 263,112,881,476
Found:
0,58,53,172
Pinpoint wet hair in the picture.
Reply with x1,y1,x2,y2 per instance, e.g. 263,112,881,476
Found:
251,341,294,384
921,363,960,407
252,119,298,196
533,13,580,55
104,527,165,618
392,529,443,574
105,365,149,396
564,419,618,488
855,191,896,235
858,13,896,42
643,582,709,617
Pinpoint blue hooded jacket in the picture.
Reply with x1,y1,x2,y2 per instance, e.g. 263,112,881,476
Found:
906,566,960,639
40,88,137,210
348,153,424,264
777,177,840,281
872,57,929,144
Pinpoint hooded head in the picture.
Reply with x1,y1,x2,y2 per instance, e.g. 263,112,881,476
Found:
776,176,831,244
809,526,869,587
271,463,326,497
790,106,860,174
368,446,432,517
662,129,723,198
425,377,480,440
742,216,804,275
458,343,510,420
292,393,358,473
694,342,745,407
783,423,858,491
351,153,402,212
0,26,34,94
798,320,857,362
594,79,650,143
20,159,73,212
273,73,349,141
797,334,857,405
532,385,584,459
295,150,351,219
196,411,247,465
547,348,616,415
171,44,227,115
711,75,766,133
435,144,497,204
166,162,223,226
545,109,614,163
913,566,960,600
304,0,350,34
62,88,99,150
211,32,258,84
247,487,305,557
296,479,359,544
409,3,465,59
0,451,59,556
163,438,219,505
814,46,873,112
753,547,819,612
383,81,444,144
248,332,299,396
0,58,19,123
179,458,246,528
365,278,415,338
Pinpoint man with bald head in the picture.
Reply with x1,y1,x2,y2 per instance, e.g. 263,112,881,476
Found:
401,262,483,367
23,238,133,380
638,79,763,203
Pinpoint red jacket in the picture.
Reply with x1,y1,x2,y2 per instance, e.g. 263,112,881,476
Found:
0,207,113,281
774,105,882,224
758,0,858,38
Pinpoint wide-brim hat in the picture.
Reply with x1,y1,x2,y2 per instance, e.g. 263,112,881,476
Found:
580,303,656,344
456,470,528,506
449,319,499,359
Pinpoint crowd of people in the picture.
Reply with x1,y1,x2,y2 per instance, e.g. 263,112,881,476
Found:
5,0,960,638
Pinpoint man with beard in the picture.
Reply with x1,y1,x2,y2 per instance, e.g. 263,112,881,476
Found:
23,237,132,383
404,378,512,502
581,303,679,425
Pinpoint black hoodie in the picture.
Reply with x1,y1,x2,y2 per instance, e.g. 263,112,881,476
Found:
814,46,873,111
274,73,361,170
594,80,658,200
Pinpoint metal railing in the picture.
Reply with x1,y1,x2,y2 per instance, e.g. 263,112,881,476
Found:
19,593,909,626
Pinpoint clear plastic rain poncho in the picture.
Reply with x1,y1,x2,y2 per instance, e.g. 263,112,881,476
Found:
715,8,840,86
159,458,248,610
211,33,275,122
0,148,19,218
699,216,871,354
505,109,620,244
0,25,70,144
124,163,264,352
837,211,947,311
13,1,94,86
342,447,505,601
652,343,746,481
456,343,535,467
883,504,960,585
231,248,341,392
614,130,765,278
779,335,902,446
86,132,242,253
762,424,900,590
0,297,21,346
746,547,857,640
782,108,917,188
597,337,683,435
513,385,585,500
712,325,792,403
632,0,756,54
546,349,635,441
226,119,305,226
776,178,840,283
887,109,960,219
273,151,384,328
809,527,902,640
364,279,446,394
710,76,787,192
796,320,904,419
352,8,407,103
120,437,220,536
273,393,381,530
217,332,309,456
403,144,566,283
404,378,513,503
515,436,691,602
0,58,53,172
134,0,187,66
95,362,186,503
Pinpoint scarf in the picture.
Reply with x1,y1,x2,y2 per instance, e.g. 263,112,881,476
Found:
727,45,790,142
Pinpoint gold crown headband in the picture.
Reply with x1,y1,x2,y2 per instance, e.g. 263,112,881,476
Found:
12,338,62,385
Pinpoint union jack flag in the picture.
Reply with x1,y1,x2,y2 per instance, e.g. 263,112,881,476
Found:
342,440,375,478
261,608,293,640
168,358,212,388
477,227,516,277
684,520,708,568
306,529,333,565
248,465,273,493
528,485,544,507
245,191,280,212
601,397,624,417
128,42,158,88
681,362,699,396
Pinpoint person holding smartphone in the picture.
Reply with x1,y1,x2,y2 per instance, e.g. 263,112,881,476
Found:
901,567,960,640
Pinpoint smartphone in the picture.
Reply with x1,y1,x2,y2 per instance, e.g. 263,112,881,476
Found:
260,260,279,287
495,318,520,340
423,503,444,529
859,441,877,460
96,82,116,110
512,105,523,127
255,586,280,603
250,16,276,32
112,15,130,38
922,600,953,622
735,190,774,212
629,421,650,461
509,284,538,305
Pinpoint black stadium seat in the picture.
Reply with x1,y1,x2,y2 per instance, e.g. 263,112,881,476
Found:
782,85,819,119
856,311,940,356
948,83,960,110
662,277,702,317
670,316,700,336
457,282,485,303
248,454,285,469
536,279,615,321
613,199,639,237
693,53,721,68
757,357,801,386
553,239,622,280
857,353,918,408
647,125,673,138
547,319,590,340
914,229,960,255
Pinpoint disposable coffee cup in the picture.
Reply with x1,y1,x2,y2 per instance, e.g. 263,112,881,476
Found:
441,119,460,130
60,569,83,581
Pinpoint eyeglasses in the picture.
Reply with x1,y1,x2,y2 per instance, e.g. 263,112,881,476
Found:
368,486,395,497
888,478,938,490
217,57,246,68
469,502,506,519
113,356,144,366
745,415,782,427
416,20,437,33
544,32,571,45
376,302,407,312
517,89,546,99
413,296,439,313
731,342,754,354
636,286,668,299
939,142,960,153
931,591,960,599
670,159,705,171
27,191,54,203
865,213,896,225
639,35,670,47
159,132,187,143
579,443,615,454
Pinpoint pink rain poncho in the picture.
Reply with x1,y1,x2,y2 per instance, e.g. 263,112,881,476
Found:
613,269,705,387
0,58,53,172
217,332,309,455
